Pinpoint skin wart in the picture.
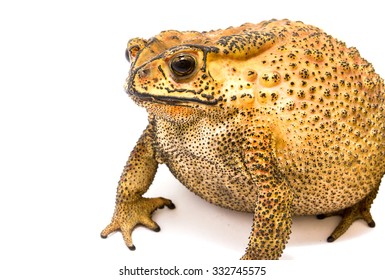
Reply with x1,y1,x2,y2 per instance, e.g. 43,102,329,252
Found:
101,19,385,259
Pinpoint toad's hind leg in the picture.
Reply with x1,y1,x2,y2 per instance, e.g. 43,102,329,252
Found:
317,187,379,242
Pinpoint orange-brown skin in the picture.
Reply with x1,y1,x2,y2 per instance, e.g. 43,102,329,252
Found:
101,19,385,259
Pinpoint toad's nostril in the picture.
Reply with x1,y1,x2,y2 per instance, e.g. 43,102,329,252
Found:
138,68,150,78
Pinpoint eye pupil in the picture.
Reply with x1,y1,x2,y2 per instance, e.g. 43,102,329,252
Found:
170,55,196,77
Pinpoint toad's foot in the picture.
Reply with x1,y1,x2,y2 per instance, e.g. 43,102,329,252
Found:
317,189,378,242
101,197,175,250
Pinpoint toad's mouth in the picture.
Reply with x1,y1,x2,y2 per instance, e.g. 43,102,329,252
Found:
128,90,219,106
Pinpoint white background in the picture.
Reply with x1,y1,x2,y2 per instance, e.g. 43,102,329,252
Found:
1,0,384,279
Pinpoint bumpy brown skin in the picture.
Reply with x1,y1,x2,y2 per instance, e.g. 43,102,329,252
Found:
101,19,385,259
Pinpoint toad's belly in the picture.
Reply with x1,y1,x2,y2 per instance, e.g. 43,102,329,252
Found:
164,150,379,216
164,152,257,213
156,119,382,216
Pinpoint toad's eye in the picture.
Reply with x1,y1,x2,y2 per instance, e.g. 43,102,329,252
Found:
125,49,130,62
170,54,196,77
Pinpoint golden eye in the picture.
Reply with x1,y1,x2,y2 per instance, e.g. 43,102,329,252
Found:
170,54,196,77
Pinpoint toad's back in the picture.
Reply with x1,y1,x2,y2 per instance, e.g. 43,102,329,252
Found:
238,20,385,215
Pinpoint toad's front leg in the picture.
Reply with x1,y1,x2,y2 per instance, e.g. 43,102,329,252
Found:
240,132,293,260
241,178,293,260
101,124,175,250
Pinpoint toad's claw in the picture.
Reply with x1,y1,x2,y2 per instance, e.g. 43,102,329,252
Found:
316,188,377,242
101,197,175,249
325,205,375,243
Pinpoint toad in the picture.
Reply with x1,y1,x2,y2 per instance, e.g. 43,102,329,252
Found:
101,19,384,259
